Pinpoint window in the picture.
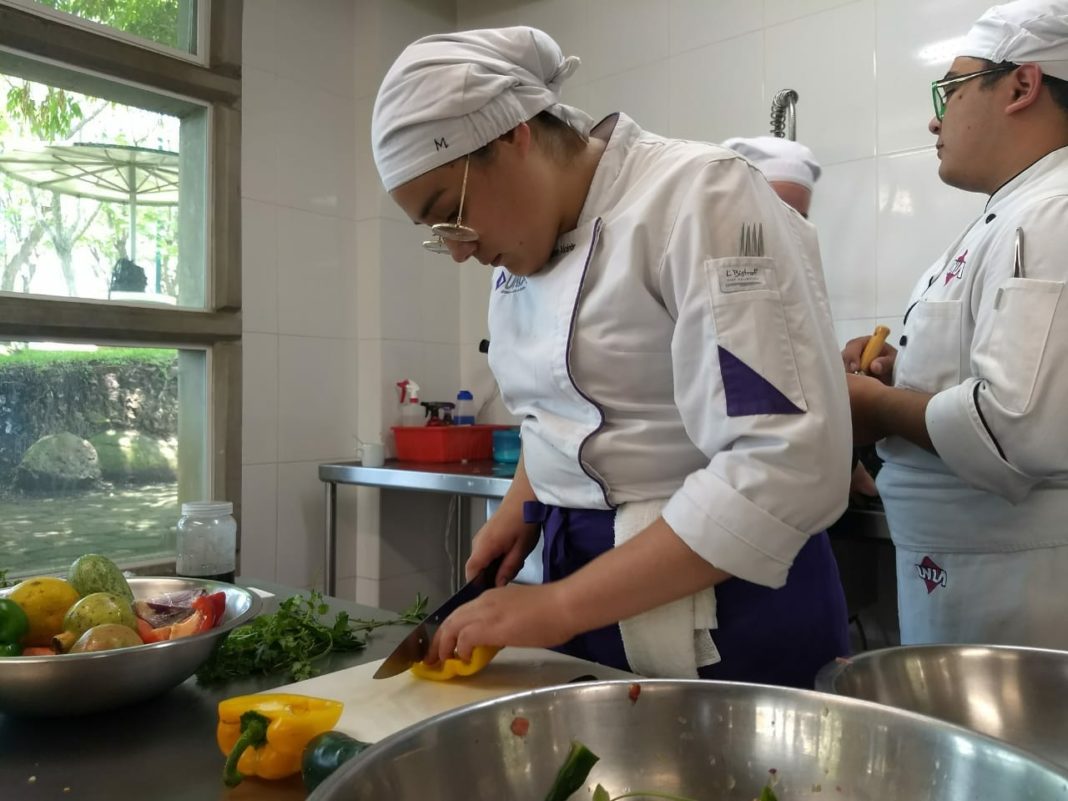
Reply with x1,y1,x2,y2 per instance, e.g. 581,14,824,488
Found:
4,0,205,60
0,0,241,580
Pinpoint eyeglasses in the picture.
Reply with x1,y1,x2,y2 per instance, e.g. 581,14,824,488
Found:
930,65,1016,121
422,155,479,254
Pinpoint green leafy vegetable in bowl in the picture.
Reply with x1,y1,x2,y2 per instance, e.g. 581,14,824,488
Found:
545,740,780,801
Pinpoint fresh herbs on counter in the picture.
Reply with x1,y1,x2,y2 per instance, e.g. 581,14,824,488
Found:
196,590,427,686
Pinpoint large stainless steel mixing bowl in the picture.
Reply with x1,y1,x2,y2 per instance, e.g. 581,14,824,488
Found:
817,644,1068,770
0,576,260,717
309,679,1068,800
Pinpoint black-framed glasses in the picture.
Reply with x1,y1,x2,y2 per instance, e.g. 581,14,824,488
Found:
422,155,479,254
931,65,1016,121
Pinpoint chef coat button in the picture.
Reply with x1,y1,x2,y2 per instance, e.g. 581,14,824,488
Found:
899,335,908,347
985,213,997,224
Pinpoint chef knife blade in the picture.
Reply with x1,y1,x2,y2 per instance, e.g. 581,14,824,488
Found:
372,556,504,679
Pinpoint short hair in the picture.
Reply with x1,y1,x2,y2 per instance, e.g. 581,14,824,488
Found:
979,59,1068,118
471,110,586,165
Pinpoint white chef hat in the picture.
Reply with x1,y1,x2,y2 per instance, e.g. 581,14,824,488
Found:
721,136,822,191
371,26,594,192
959,0,1068,81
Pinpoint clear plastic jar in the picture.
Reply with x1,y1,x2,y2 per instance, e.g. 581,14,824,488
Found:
176,501,236,582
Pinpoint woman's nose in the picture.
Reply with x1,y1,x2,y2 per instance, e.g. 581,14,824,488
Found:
928,116,941,135
447,238,478,263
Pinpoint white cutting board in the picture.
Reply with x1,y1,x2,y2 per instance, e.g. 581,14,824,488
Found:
266,648,636,743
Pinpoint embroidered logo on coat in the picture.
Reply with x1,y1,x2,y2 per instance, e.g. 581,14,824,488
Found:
916,555,947,594
495,273,527,295
944,250,967,285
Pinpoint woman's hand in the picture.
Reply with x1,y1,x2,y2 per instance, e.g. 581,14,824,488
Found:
465,512,540,587
465,450,540,586
842,335,897,384
427,582,577,665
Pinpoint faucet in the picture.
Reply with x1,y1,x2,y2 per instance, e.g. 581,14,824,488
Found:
769,89,799,141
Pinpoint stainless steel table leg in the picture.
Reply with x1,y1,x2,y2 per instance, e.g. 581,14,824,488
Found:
325,481,337,596
454,495,466,592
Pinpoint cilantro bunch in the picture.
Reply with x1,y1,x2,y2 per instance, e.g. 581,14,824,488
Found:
197,590,426,686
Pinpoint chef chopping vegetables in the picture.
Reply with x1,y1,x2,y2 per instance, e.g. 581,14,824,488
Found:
371,25,853,687
843,0,1068,648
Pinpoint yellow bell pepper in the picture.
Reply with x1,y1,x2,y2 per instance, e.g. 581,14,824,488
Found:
216,693,343,787
409,645,501,681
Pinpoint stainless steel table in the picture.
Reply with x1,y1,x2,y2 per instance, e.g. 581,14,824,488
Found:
318,460,515,595
0,580,415,801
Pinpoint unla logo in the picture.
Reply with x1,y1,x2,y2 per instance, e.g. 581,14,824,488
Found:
916,555,947,594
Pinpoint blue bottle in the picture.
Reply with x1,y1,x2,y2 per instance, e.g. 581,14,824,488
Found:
455,390,475,425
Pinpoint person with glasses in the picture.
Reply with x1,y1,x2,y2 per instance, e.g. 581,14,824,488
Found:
842,0,1068,648
372,26,852,687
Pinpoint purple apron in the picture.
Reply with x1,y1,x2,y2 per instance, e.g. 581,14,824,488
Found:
524,501,850,688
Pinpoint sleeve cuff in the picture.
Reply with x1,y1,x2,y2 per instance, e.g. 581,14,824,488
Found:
926,380,1033,503
661,471,811,588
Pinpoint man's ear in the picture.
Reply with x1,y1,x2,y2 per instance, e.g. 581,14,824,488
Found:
1006,63,1044,115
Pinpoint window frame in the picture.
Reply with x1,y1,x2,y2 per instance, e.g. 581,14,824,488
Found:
1,0,210,64
0,0,243,543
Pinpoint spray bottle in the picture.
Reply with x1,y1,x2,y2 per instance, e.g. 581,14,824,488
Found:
396,379,425,427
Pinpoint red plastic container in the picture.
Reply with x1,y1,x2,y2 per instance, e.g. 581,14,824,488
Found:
391,425,507,463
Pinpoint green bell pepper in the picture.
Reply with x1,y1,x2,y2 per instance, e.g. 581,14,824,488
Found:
0,641,23,657
301,730,372,792
0,598,29,647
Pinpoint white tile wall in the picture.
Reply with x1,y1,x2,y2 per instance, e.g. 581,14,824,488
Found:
241,0,1001,601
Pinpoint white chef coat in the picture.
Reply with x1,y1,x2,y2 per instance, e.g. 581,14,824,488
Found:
487,113,851,589
877,145,1068,648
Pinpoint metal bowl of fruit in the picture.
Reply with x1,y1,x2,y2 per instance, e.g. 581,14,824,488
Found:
0,575,260,717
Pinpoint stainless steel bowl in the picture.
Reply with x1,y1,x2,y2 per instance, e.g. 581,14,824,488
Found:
0,576,261,717
309,679,1068,800
817,644,1068,770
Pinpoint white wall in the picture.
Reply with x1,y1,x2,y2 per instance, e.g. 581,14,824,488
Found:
240,0,464,610
239,0,1000,606
239,0,362,595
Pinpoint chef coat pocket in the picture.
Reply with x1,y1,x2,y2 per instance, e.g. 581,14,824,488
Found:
895,300,962,394
983,278,1063,413
705,256,807,416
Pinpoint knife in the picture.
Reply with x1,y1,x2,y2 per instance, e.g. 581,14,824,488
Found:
373,556,504,679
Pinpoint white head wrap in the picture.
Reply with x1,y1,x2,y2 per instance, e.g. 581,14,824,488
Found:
959,0,1068,81
721,136,822,191
371,26,594,191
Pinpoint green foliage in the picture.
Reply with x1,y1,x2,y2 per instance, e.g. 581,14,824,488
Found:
34,0,183,49
197,592,429,687
0,346,175,367
5,84,83,141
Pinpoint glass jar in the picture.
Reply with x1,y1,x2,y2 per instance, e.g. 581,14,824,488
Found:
176,500,236,582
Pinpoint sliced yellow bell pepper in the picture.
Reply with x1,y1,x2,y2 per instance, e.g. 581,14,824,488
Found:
217,693,343,787
409,645,501,681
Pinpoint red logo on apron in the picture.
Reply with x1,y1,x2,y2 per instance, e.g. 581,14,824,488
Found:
916,556,947,594
944,250,967,285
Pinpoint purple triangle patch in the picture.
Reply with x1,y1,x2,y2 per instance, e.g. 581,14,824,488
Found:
718,346,804,417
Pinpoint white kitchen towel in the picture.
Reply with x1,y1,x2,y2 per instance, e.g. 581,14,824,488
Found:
615,498,720,678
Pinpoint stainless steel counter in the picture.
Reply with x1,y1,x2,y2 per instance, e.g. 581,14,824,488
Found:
318,458,893,595
0,580,413,801
319,460,515,594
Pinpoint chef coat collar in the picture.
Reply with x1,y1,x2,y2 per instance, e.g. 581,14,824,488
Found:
986,143,1068,210
573,112,641,230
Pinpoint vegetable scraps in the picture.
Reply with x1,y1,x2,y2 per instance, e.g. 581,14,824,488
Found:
197,590,427,686
545,740,780,801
